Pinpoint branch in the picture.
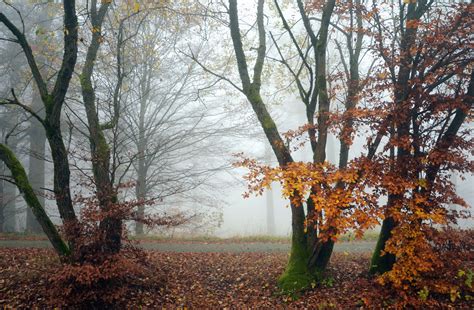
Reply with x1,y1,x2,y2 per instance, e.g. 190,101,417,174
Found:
274,0,313,83
0,12,48,100
252,0,265,89
0,89,45,126
185,49,244,93
228,0,251,91
269,31,308,102
50,0,78,121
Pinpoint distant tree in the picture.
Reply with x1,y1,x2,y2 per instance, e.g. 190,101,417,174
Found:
124,21,229,236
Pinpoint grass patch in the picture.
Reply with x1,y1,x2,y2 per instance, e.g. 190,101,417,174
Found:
132,234,291,243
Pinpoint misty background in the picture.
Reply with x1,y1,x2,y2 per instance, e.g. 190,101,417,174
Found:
0,0,472,237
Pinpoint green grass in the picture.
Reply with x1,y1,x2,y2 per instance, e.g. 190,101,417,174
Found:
131,234,291,243
338,230,380,242
0,232,47,240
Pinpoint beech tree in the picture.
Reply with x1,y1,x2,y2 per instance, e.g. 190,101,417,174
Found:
363,0,473,288
214,0,375,291
268,0,373,281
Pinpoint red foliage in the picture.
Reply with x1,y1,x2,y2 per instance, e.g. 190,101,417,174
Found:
47,246,157,308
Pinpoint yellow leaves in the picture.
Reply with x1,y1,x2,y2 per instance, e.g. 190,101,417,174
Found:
377,71,388,79
450,287,460,302
133,2,140,13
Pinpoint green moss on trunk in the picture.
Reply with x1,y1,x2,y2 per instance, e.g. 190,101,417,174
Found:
0,144,70,257
278,233,312,293
370,216,396,274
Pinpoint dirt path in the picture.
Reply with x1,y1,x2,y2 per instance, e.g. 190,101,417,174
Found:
0,240,375,253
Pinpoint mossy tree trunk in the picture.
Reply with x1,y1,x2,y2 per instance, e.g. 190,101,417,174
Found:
370,212,396,274
0,144,70,257
227,0,312,291
0,1,79,256
80,0,121,253
3,139,17,233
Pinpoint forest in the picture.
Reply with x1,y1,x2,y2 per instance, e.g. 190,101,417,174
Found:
0,0,472,308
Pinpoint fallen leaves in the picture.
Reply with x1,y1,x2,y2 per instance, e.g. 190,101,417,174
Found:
0,248,472,308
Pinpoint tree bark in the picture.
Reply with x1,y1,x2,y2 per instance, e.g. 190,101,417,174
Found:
0,144,70,256
370,209,396,274
135,92,148,235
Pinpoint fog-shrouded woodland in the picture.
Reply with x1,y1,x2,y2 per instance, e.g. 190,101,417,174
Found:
0,0,472,308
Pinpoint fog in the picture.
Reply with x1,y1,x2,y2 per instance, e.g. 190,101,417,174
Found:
0,0,472,238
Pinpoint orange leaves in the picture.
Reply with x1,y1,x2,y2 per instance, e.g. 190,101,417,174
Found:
379,226,474,304
235,153,381,240
406,19,420,29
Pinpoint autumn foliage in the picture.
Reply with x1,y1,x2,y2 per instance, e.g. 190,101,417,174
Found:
236,0,473,303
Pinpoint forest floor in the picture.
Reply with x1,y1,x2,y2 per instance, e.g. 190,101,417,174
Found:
0,238,375,253
0,239,471,308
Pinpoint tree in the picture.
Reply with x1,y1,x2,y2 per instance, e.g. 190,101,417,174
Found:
0,0,78,257
78,0,123,254
360,1,473,291
192,0,377,291
269,0,374,277
25,1,60,234
224,0,312,290
121,18,229,235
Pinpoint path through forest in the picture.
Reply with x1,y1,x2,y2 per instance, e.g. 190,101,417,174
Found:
0,240,375,253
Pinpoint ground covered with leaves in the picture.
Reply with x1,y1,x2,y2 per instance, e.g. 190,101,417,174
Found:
0,247,471,309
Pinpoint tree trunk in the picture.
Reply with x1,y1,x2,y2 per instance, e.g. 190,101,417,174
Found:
3,140,17,232
134,154,146,235
302,0,337,274
135,83,148,235
26,95,46,234
0,144,70,256
370,213,396,274
370,2,421,274
227,0,311,291
80,1,121,253
278,200,312,292
44,122,79,242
